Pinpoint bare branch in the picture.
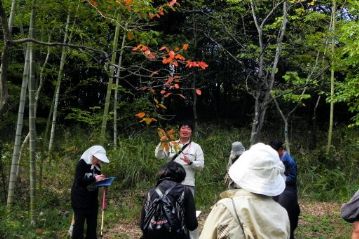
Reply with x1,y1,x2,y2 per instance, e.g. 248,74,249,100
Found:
8,38,109,59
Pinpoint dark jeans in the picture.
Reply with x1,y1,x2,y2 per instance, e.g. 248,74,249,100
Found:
274,185,300,239
72,207,98,239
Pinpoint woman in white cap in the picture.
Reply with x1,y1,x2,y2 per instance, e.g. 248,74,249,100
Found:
71,145,110,239
200,143,290,239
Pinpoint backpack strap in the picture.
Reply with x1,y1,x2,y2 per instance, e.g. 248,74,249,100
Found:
155,184,177,198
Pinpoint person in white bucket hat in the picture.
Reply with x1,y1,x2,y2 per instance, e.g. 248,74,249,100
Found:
200,143,290,239
70,145,110,239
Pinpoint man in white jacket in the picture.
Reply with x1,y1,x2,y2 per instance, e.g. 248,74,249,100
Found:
155,122,204,196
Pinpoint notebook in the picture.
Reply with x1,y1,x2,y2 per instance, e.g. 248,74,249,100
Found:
95,176,116,187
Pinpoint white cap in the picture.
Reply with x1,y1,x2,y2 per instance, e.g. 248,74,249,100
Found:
81,145,110,164
228,143,285,196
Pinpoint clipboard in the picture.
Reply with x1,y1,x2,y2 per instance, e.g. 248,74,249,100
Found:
95,177,116,187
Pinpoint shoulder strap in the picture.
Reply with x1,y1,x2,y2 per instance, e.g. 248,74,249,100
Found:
171,141,191,161
221,198,245,235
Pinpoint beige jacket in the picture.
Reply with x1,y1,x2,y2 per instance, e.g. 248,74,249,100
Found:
200,189,290,239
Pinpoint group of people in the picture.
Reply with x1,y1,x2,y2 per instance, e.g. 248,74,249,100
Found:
70,121,303,239
142,122,301,239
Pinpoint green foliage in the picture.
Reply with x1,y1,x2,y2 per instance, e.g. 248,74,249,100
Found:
65,106,104,127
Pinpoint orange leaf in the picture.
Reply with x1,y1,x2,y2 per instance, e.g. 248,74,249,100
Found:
182,43,189,51
174,83,180,89
175,54,185,61
135,112,146,118
167,129,177,140
164,92,172,98
198,61,209,69
196,89,202,95
140,117,157,125
172,61,179,67
160,90,166,95
169,50,175,59
162,57,172,64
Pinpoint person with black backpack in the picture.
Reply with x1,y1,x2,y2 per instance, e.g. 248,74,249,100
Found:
140,161,198,239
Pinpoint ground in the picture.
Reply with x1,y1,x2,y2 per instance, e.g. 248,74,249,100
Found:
102,200,352,239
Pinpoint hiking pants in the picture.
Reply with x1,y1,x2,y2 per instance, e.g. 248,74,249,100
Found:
274,185,300,239
72,207,98,239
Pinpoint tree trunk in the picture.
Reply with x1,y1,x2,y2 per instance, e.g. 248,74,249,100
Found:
113,22,127,148
6,46,30,208
249,1,288,145
100,14,121,144
8,0,16,33
48,12,71,152
37,34,51,191
27,0,37,225
326,0,336,155
309,95,321,150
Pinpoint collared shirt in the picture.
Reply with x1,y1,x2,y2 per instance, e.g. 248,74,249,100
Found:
155,140,204,186
200,189,290,239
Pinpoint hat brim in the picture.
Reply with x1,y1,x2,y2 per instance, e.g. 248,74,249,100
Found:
93,153,109,163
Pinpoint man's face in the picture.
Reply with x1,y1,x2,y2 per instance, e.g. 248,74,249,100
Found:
179,125,192,139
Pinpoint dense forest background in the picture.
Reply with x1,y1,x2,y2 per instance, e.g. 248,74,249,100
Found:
0,0,358,238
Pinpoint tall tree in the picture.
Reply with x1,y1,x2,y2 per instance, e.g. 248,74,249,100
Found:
326,0,336,154
100,14,121,144
27,0,37,224
48,11,71,152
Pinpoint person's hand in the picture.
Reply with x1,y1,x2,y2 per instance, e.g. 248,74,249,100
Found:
181,155,192,165
95,174,105,182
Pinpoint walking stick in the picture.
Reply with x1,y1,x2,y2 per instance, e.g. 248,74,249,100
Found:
100,187,107,238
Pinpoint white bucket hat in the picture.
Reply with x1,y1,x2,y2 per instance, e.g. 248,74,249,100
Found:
228,143,285,196
81,145,110,164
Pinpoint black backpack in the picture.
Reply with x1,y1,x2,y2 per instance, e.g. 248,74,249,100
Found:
141,184,187,238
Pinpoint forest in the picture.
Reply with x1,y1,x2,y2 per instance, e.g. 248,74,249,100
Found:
0,0,358,238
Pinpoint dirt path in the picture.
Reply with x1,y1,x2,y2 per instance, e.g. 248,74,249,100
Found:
103,200,351,239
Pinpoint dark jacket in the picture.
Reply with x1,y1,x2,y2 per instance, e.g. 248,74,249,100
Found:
140,179,198,239
71,159,100,209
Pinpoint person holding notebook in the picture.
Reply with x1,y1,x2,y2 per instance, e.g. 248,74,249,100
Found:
70,145,110,239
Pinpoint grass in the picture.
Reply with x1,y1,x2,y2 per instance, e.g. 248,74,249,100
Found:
0,124,358,238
